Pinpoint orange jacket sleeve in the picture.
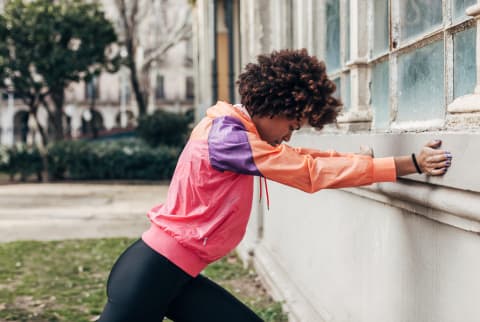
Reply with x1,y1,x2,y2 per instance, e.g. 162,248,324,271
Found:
249,134,397,193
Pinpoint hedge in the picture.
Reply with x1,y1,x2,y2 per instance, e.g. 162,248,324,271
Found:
0,139,181,181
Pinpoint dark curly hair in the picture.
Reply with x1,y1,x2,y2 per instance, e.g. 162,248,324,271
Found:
237,49,341,130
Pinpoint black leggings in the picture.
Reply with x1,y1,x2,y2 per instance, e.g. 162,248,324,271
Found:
98,239,263,322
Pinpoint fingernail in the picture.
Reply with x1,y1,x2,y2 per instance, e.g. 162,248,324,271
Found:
436,139,442,143
446,161,451,166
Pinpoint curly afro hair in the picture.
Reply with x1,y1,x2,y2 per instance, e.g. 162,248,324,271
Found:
237,48,341,130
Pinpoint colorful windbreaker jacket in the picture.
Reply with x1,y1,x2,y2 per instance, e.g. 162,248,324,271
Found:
142,101,397,276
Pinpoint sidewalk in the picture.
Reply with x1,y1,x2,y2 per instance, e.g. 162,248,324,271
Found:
0,182,169,242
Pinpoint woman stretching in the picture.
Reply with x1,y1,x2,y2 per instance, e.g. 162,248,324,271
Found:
98,49,451,322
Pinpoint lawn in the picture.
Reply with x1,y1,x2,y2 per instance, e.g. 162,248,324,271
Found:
0,238,287,322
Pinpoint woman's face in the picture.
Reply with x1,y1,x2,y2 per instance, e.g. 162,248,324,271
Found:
252,114,307,147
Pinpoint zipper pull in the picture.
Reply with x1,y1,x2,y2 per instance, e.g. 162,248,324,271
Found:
203,237,208,246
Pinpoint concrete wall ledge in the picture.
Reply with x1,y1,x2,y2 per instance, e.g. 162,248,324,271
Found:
344,180,480,232
253,243,328,322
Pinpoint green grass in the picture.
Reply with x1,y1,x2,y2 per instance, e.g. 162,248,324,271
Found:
0,238,287,322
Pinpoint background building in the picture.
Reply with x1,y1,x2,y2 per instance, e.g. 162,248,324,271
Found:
193,1,480,321
0,0,193,144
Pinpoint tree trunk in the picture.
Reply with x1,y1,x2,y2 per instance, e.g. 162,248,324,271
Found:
32,110,48,147
141,62,153,112
51,91,65,141
31,106,50,183
127,43,147,116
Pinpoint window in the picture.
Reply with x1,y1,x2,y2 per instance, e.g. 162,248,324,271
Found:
367,0,476,129
85,77,100,101
453,26,476,98
322,0,351,111
155,74,165,100
453,0,477,21
270,0,293,50
186,76,194,100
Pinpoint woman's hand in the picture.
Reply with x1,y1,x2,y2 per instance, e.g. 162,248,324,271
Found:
393,139,452,177
416,140,452,176
358,145,374,157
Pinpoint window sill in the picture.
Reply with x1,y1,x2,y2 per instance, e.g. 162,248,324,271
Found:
448,93,480,113
337,109,372,123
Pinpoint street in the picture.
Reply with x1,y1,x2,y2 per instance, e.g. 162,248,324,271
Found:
0,182,169,242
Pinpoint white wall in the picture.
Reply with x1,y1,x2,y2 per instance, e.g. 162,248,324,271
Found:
239,131,480,322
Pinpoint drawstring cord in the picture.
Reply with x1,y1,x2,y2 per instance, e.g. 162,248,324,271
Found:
258,176,270,211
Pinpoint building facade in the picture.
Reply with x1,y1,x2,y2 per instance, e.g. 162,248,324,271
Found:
0,0,193,144
193,1,480,321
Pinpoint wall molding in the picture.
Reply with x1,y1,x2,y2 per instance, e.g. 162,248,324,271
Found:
343,179,480,232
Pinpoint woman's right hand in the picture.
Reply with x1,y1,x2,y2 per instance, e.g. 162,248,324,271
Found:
416,140,452,176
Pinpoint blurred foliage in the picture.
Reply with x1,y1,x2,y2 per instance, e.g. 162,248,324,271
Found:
0,0,119,142
0,108,194,181
0,143,43,181
136,109,194,148
47,138,180,180
0,139,180,181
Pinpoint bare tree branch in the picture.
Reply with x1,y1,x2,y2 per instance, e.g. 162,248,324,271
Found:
112,0,192,116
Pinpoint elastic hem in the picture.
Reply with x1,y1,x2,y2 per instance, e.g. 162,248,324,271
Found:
142,224,208,277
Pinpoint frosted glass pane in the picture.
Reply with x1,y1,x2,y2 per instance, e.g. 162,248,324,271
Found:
345,0,350,63
344,72,351,111
326,0,340,72
453,0,476,20
454,27,476,98
373,0,389,56
333,77,341,101
399,0,442,41
398,41,444,121
371,61,390,128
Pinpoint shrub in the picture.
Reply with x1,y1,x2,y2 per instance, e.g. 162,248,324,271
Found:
47,138,180,181
136,109,193,148
0,144,43,181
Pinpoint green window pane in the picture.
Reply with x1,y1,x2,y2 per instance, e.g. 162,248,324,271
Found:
453,0,476,20
371,61,390,128
373,0,389,56
399,0,442,41
454,27,476,98
398,40,445,121
326,0,340,72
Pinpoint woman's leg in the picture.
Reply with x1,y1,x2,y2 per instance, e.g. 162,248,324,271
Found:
166,274,263,322
98,239,192,322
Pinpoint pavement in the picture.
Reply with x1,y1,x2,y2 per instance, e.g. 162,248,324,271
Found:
0,182,169,242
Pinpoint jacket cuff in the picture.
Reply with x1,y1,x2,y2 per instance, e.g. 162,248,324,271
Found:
372,157,397,182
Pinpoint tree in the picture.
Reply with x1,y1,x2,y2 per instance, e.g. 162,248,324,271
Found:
114,0,192,116
0,0,119,145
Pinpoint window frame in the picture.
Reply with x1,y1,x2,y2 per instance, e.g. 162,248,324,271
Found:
367,0,477,131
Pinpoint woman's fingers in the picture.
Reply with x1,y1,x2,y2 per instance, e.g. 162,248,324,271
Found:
425,152,452,164
428,167,448,176
425,139,442,149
